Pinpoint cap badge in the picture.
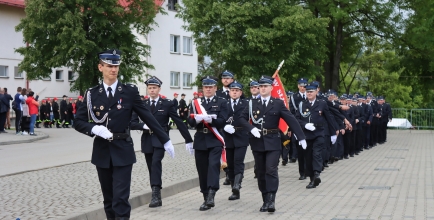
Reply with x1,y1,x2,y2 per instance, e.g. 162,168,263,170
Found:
113,50,116,55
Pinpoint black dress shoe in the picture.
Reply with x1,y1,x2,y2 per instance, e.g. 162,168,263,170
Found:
350,155,354,157
223,176,230,185
299,175,306,180
344,156,349,159
323,163,329,167
355,152,359,155
306,181,316,189
289,158,297,163
200,194,210,211
313,172,321,186
259,194,268,212
282,160,287,166
149,186,162,207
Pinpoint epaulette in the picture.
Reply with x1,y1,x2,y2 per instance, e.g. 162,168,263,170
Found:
89,85,99,90
219,97,226,100
126,83,137,88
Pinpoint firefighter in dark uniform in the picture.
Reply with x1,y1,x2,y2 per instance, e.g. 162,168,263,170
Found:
67,97,74,128
248,79,261,100
350,97,363,155
296,83,338,189
74,49,173,220
39,100,48,128
355,97,365,154
366,92,378,147
129,76,193,208
178,93,189,128
222,80,249,201
186,76,229,211
238,75,306,212
362,96,373,149
377,96,391,144
52,97,61,128
289,78,308,180
60,95,70,128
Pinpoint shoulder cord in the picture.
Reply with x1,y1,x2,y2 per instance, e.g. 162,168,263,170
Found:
249,99,263,125
291,94,297,110
87,90,109,124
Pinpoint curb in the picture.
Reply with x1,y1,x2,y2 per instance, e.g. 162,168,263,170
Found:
63,159,256,220
0,131,49,145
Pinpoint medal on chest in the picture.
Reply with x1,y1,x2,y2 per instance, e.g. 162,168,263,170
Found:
117,98,122,110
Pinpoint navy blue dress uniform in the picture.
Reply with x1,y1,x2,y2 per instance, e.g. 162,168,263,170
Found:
74,49,170,220
352,98,364,155
60,96,70,127
281,91,296,165
377,96,391,144
361,96,373,149
238,75,306,212
129,76,193,208
216,70,245,100
222,81,250,201
186,76,229,211
295,83,338,189
367,92,379,147
345,96,358,158
289,78,308,180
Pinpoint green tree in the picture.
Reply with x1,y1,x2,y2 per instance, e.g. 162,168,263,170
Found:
178,0,329,89
15,0,162,93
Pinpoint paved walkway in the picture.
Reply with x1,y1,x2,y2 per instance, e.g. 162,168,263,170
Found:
130,130,434,220
1,130,433,220
0,130,49,145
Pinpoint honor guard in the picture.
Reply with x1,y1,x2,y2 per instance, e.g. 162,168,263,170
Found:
248,79,260,100
354,97,365,154
366,92,379,147
238,75,306,212
376,96,391,144
186,76,229,211
361,96,373,149
216,70,235,99
295,83,338,189
222,81,249,201
74,49,174,220
129,76,192,208
290,78,308,180
178,93,189,128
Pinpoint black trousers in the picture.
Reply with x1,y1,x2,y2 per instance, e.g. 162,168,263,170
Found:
356,129,363,152
252,150,280,193
144,148,165,188
14,110,22,133
322,135,330,163
379,121,387,142
370,118,379,146
363,125,371,148
226,146,248,180
0,112,6,131
305,136,324,178
295,136,305,176
195,146,222,193
96,162,133,218
281,140,297,162
336,132,344,158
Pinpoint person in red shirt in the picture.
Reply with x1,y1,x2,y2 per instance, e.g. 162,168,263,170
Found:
26,91,39,136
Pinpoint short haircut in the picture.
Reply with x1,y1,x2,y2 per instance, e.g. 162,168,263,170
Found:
28,91,35,97
17,87,22,92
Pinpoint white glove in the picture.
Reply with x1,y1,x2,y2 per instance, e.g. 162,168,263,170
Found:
185,142,194,155
203,115,213,123
194,114,204,124
251,127,261,138
331,135,337,144
143,124,149,130
305,123,316,131
224,125,235,134
91,125,113,139
164,140,175,158
299,140,307,149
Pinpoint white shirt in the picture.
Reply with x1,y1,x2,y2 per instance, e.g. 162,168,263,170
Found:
231,98,240,110
205,96,214,104
103,80,118,98
260,96,271,107
299,91,306,99
150,96,160,105
309,99,316,106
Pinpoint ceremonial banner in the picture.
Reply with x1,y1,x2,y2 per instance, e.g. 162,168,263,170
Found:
271,61,289,133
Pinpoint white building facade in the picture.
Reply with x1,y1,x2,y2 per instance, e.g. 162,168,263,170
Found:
0,0,197,100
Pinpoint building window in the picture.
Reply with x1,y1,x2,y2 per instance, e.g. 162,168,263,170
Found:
68,71,74,81
170,35,180,53
168,0,178,11
170,71,180,87
14,67,24,78
183,37,193,55
183,72,192,88
55,70,63,81
0,66,8,77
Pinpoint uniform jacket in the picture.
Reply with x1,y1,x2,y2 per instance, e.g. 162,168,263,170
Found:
223,98,249,148
340,104,354,130
362,103,373,125
296,99,338,140
290,92,305,115
187,96,229,150
178,99,188,117
130,97,193,153
52,102,60,117
351,104,363,130
74,82,170,168
239,97,306,152
216,88,245,100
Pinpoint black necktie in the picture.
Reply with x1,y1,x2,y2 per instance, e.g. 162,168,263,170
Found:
233,100,237,110
107,87,113,103
207,98,210,104
310,101,313,106
262,100,267,109
302,94,305,100
151,100,156,112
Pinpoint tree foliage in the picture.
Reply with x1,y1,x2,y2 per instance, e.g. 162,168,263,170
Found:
16,0,162,93
178,0,329,88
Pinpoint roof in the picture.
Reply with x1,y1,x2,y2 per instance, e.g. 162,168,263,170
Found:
0,0,25,8
0,0,164,8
